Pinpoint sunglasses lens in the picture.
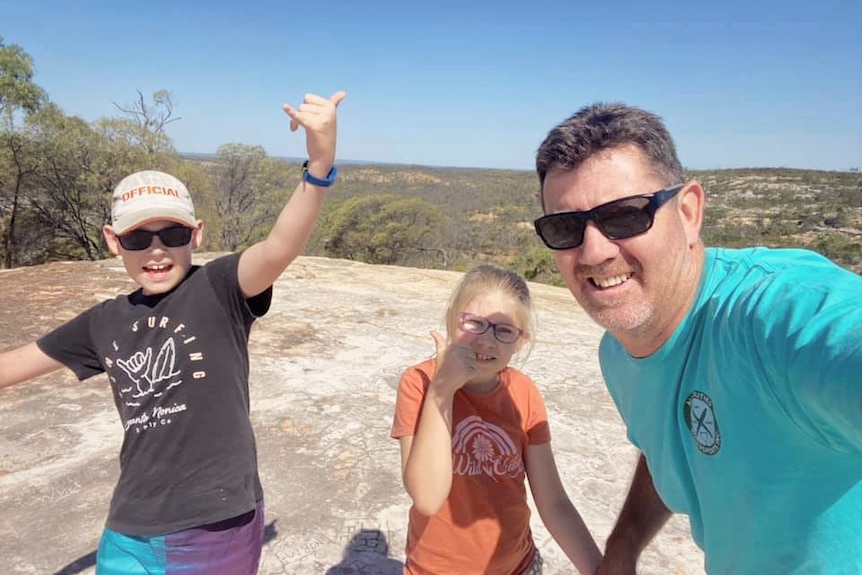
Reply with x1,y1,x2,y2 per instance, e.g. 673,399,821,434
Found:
596,198,653,239
118,230,153,251
535,214,585,250
117,226,193,251
160,227,193,247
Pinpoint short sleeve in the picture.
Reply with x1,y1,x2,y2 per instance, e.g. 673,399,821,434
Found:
204,253,272,322
391,361,433,439
37,305,103,381
517,370,551,445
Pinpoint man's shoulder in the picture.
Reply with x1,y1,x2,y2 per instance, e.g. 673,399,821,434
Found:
706,246,860,305
708,246,852,281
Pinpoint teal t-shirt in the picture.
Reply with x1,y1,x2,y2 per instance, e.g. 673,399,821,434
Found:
601,247,862,574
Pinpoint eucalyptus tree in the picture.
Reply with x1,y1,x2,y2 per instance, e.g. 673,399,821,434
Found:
323,193,448,266
112,89,179,156
0,36,45,123
212,143,289,251
23,104,115,262
0,37,47,267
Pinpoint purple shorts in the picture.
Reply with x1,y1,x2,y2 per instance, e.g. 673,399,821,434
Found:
96,500,265,575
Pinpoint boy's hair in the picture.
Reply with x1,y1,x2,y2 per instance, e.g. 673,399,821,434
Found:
111,170,197,234
444,265,535,354
535,102,685,208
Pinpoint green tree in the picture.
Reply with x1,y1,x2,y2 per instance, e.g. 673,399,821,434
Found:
0,128,41,267
0,37,47,267
212,143,287,251
512,242,562,286
323,194,447,265
111,89,179,156
24,104,114,261
0,36,46,123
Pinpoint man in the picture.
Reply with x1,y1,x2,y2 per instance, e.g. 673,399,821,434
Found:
532,102,861,574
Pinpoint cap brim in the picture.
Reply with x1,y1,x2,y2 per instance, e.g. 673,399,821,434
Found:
112,208,197,235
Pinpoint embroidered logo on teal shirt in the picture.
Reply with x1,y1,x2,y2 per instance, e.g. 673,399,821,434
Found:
684,391,721,455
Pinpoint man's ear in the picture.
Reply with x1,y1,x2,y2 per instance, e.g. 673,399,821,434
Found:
678,180,705,246
191,220,205,249
102,225,121,256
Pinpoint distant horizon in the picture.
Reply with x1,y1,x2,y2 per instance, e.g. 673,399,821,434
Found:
179,151,860,175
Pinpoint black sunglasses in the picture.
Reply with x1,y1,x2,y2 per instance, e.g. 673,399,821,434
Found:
117,225,194,251
534,183,684,250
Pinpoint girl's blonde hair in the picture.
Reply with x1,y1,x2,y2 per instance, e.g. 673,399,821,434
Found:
444,265,536,356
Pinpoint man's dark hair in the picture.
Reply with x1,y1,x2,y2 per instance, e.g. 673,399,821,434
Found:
535,103,685,196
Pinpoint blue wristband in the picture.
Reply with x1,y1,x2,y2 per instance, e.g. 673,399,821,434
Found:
301,160,338,187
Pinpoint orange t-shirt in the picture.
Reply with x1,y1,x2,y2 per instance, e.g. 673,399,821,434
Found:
391,360,551,575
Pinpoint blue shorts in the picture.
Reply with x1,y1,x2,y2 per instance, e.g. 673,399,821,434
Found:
96,500,264,575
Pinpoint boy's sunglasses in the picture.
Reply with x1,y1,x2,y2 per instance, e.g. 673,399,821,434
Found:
117,225,194,251
534,183,684,250
459,312,523,344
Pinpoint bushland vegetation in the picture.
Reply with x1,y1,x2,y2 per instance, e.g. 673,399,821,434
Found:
308,165,862,283
2,38,860,284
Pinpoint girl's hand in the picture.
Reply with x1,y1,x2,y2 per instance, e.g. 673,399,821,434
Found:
429,330,475,393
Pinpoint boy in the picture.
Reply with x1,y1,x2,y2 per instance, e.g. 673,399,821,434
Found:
0,90,346,574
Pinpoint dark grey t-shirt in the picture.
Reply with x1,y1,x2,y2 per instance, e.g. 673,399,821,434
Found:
38,253,272,536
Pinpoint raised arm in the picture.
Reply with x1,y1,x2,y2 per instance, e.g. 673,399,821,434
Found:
597,453,672,575
237,90,347,298
401,331,475,516
0,342,65,390
526,442,602,574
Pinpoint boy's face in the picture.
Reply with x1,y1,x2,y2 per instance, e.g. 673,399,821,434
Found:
103,219,204,295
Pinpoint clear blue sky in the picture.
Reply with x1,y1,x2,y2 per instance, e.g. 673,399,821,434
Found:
2,0,860,171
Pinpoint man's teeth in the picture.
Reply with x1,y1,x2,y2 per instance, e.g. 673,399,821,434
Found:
593,273,631,288
148,264,169,271
476,353,494,361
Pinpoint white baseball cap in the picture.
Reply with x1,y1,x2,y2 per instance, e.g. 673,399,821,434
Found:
111,170,197,234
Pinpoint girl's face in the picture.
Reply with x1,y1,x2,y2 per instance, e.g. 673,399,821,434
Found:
457,290,527,389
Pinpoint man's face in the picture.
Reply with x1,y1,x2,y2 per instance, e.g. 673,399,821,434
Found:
103,220,203,296
540,144,703,355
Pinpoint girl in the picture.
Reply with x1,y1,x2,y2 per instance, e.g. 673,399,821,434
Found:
391,265,602,574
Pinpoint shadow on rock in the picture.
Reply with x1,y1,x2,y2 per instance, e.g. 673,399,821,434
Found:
264,519,278,546
325,528,404,575
51,550,97,575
